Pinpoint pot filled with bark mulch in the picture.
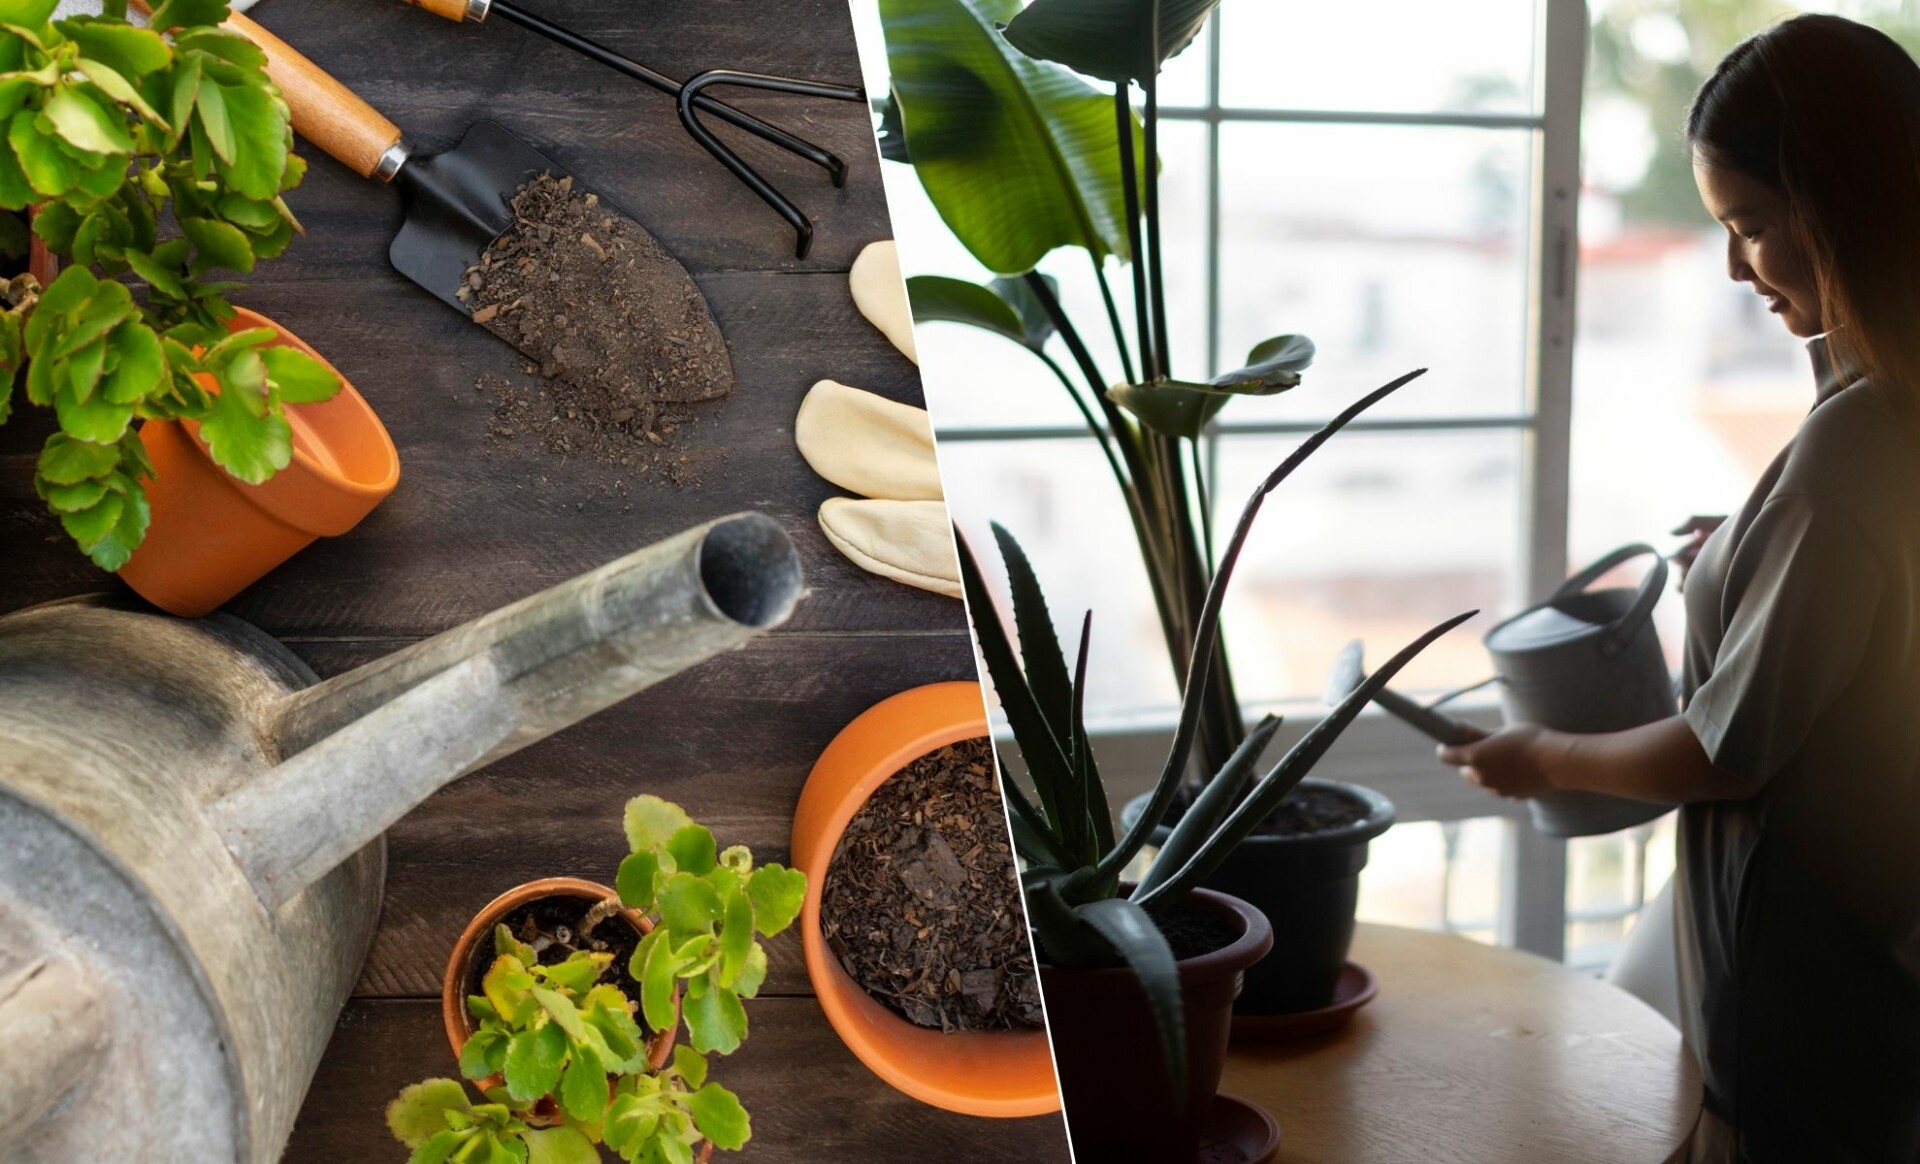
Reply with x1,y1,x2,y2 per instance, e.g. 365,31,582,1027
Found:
791,682,1060,1118
441,877,679,1076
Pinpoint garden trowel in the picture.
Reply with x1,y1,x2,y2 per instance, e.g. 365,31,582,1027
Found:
1323,639,1487,747
225,9,726,360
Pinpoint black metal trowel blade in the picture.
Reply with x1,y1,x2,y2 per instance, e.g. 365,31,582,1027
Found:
388,121,566,315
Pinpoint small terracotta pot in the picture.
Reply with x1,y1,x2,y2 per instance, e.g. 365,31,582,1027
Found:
117,306,398,617
792,680,1060,1118
442,877,678,1075
1040,887,1273,1160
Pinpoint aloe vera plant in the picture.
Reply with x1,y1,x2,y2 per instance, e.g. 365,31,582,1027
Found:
963,372,1473,1094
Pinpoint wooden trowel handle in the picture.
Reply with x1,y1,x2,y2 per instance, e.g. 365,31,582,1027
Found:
402,0,488,23
224,11,409,182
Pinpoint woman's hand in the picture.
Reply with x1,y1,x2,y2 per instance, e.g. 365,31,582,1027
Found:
1671,515,1727,588
1438,725,1565,800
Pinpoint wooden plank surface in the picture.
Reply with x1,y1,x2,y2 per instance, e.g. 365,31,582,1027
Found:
0,0,1069,1158
1224,924,1699,1164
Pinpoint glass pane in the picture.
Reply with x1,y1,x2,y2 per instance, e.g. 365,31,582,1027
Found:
1215,123,1532,421
901,122,1209,431
1211,429,1525,706
1360,817,1507,945
1218,0,1537,115
1564,0,1920,654
1155,16,1212,108
941,439,1182,718
1565,813,1678,971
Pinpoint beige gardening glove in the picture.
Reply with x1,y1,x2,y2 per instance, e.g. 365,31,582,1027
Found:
850,240,917,364
795,379,942,501
818,498,960,599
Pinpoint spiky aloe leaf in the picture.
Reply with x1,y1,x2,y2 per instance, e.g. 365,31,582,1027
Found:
1135,610,1475,911
1132,714,1281,901
956,527,1078,849
1073,896,1187,1102
1097,368,1429,882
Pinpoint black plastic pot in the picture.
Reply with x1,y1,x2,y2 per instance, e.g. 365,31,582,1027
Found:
1122,777,1394,1015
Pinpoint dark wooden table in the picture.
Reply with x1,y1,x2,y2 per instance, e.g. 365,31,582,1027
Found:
0,1,1069,1159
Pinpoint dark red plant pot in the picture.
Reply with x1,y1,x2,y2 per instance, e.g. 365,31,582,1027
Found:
1037,887,1273,1161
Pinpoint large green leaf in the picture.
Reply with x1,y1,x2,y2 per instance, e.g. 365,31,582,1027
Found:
57,20,172,77
906,272,1060,353
1001,0,1218,83
1213,333,1314,391
523,1125,597,1164
687,1082,751,1150
881,0,1145,273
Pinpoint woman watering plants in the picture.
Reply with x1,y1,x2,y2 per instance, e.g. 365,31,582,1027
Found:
1438,15,1920,1163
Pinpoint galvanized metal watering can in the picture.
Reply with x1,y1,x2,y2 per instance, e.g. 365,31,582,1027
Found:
0,513,801,1163
1483,544,1677,837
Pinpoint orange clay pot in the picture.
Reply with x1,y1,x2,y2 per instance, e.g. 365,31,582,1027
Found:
792,681,1061,1118
116,306,398,617
442,877,678,1077
445,878,710,1160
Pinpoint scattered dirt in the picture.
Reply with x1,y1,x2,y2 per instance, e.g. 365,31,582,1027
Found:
464,894,644,1012
463,173,735,485
821,737,1045,1032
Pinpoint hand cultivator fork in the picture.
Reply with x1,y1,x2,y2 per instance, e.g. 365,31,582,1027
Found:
398,0,867,259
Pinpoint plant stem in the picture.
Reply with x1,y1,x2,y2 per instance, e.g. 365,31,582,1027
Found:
1090,253,1137,385
1143,69,1171,378
1113,85,1156,382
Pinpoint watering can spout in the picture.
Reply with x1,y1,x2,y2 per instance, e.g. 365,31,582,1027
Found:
208,513,803,912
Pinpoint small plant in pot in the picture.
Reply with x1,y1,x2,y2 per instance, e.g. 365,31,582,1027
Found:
394,796,805,1163
0,0,401,615
879,0,1438,1016
961,377,1472,1161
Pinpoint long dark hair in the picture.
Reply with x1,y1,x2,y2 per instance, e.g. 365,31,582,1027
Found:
1687,15,1920,397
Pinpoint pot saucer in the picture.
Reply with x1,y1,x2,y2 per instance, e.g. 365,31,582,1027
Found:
1198,1094,1280,1164
1231,960,1378,1042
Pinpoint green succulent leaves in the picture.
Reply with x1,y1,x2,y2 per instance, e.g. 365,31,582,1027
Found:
617,795,804,1057
392,799,781,1163
0,3,326,570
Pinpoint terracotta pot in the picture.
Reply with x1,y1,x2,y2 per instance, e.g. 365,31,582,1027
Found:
792,680,1060,1118
1039,886,1273,1160
442,877,677,1075
1125,777,1394,1014
445,878,712,1160
117,306,398,617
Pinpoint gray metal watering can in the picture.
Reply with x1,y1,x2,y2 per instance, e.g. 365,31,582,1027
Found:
0,512,802,1163
1483,544,1677,837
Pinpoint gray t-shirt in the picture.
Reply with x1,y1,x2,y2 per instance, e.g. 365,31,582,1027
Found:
1678,335,1920,1162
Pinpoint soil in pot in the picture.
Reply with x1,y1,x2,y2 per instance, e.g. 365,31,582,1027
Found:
463,893,643,1005
820,737,1044,1032
464,173,735,487
1247,783,1368,836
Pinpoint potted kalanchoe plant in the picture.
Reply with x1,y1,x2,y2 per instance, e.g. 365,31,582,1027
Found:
963,376,1473,1160
881,0,1420,1017
392,796,806,1164
0,0,398,615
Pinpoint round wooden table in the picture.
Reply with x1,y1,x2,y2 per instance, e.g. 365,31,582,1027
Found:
1222,924,1701,1164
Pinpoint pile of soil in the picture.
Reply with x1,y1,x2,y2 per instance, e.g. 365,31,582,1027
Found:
821,737,1044,1032
462,173,735,484
465,894,644,1009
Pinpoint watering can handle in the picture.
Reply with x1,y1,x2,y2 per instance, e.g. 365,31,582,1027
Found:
1550,543,1668,654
